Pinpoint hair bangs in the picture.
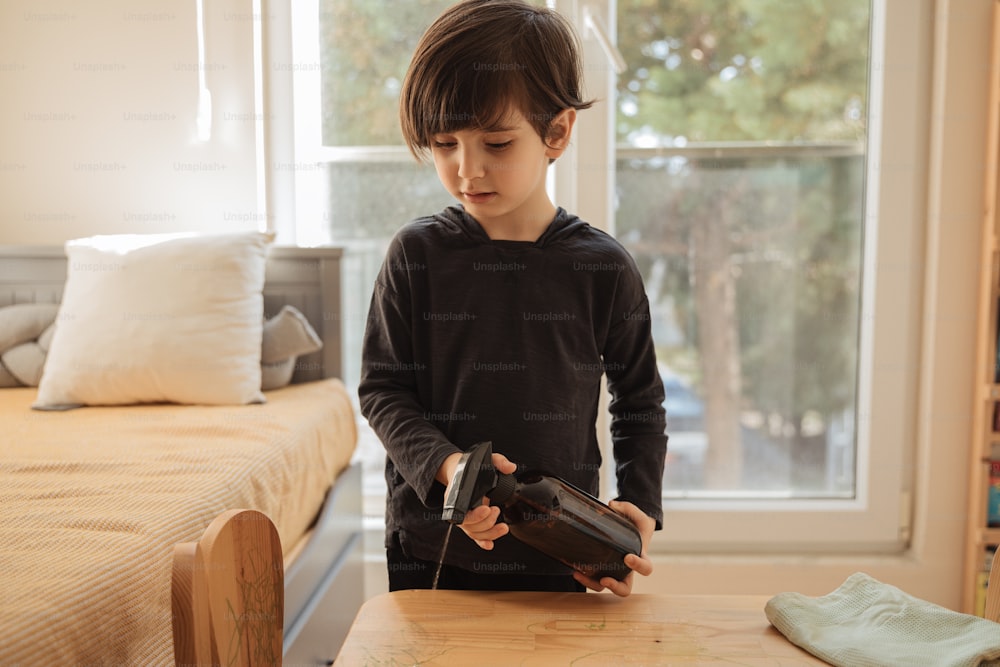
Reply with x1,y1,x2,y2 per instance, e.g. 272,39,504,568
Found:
436,69,530,136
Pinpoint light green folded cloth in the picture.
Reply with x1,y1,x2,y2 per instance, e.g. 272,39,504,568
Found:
765,572,1000,667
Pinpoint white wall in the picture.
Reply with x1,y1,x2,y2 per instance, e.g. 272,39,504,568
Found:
0,0,262,244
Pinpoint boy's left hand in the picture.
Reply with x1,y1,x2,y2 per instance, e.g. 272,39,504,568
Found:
443,452,518,550
572,500,655,597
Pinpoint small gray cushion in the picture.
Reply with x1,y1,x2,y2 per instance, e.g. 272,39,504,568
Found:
3,343,48,386
0,304,59,387
261,305,323,364
260,305,323,390
0,303,59,350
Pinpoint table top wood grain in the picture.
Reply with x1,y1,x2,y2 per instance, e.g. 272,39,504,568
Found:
334,590,830,666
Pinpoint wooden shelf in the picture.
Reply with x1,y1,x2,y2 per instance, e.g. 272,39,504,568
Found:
980,528,1000,547
964,0,1000,616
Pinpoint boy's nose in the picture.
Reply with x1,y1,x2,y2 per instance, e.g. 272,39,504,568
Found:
456,146,485,180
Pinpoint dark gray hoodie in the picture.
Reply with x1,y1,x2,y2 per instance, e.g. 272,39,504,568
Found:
359,205,667,575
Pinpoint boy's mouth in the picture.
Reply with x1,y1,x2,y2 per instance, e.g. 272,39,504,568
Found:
463,191,496,204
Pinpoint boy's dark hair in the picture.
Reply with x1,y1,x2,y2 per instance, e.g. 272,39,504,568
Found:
399,0,594,161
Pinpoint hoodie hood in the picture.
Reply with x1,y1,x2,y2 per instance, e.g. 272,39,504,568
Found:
434,205,591,249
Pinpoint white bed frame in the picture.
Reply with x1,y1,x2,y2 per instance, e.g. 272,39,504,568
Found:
0,244,363,665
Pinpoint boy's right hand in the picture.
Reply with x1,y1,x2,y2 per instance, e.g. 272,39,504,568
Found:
439,451,517,550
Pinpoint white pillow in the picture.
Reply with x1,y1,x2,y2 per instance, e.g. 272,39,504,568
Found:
33,231,273,410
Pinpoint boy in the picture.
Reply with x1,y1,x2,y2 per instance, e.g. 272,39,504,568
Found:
359,0,667,597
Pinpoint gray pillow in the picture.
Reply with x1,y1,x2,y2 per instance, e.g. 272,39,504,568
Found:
0,304,59,387
261,305,323,390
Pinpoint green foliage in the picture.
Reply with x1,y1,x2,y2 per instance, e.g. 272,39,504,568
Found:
616,0,869,143
319,0,457,146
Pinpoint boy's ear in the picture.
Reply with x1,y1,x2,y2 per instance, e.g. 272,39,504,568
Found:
545,108,577,159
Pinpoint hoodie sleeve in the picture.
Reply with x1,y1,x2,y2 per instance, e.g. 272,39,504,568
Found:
357,235,460,507
602,255,668,530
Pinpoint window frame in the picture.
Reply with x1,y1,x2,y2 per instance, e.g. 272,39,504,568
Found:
264,0,926,554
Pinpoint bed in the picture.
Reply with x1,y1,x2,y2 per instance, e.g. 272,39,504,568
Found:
0,242,363,666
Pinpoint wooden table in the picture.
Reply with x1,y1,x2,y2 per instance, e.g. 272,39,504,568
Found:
334,590,830,666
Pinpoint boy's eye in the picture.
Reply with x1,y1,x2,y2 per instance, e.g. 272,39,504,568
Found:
487,141,513,150
433,140,456,149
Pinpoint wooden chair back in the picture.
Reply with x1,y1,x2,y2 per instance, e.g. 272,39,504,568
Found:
172,509,284,666
986,550,1000,622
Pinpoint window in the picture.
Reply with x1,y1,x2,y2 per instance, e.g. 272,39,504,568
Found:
268,0,921,553
612,2,868,499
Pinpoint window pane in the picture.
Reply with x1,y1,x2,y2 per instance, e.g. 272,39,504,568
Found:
615,0,870,497
319,0,455,146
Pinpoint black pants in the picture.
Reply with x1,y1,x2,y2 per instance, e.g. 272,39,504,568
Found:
386,535,585,593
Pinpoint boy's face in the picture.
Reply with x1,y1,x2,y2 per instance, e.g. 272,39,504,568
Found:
430,108,574,234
